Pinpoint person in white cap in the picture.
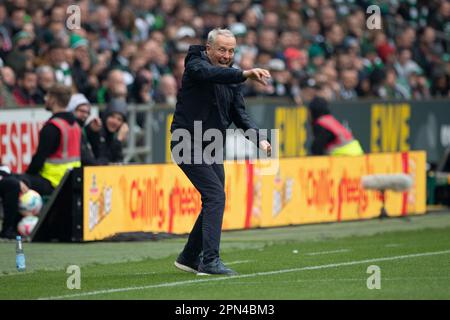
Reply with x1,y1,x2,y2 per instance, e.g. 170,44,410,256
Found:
67,93,104,165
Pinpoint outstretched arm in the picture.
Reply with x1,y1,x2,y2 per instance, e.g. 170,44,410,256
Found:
186,56,272,85
186,57,246,84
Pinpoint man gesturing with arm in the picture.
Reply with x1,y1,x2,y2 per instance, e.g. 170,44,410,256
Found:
170,28,271,276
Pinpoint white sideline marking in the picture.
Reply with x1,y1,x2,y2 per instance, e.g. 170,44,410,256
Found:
305,249,350,256
39,249,450,300
191,276,450,286
0,272,29,277
226,260,252,265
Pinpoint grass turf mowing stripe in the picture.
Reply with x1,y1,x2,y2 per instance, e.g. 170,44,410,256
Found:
305,249,350,256
39,249,450,300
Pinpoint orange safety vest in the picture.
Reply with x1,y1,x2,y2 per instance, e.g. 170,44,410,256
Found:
315,114,355,154
40,118,81,187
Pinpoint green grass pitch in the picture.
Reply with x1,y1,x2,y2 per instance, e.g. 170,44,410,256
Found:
1,212,450,300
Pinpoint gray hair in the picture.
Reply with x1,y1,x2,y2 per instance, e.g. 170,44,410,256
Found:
207,28,235,45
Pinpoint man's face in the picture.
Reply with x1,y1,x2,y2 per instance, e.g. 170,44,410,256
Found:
38,71,55,91
258,30,276,52
342,70,358,89
50,48,66,65
74,104,91,123
107,70,127,97
21,73,37,94
206,35,236,67
1,67,16,87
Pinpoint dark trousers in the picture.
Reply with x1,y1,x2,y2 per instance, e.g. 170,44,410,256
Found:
0,176,21,232
178,162,226,265
19,174,54,196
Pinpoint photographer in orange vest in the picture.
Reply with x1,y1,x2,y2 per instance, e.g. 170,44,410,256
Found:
308,96,364,156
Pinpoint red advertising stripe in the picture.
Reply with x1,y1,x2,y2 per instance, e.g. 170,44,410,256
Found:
401,152,409,216
244,161,254,229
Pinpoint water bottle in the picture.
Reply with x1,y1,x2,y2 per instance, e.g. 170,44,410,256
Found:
16,236,26,272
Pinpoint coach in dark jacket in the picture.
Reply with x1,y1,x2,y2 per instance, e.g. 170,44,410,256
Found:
171,28,271,276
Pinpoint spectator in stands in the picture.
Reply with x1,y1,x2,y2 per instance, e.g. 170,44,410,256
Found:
284,48,308,78
394,48,423,84
97,69,128,104
154,74,178,107
307,44,326,74
130,68,154,104
0,66,16,92
20,84,81,196
110,41,137,76
324,24,346,57
339,69,359,100
6,7,27,36
71,34,93,96
35,66,56,105
12,69,38,106
356,73,374,98
285,11,302,32
430,68,450,97
67,93,105,166
128,67,154,128
377,67,410,99
0,6,12,60
0,0,448,111
87,98,129,164
47,41,72,87
0,67,15,107
319,6,337,32
93,6,120,52
395,26,416,51
414,26,446,78
308,96,364,156
265,58,301,103
67,93,92,128
257,28,278,56
171,25,198,55
115,6,140,43
408,70,431,100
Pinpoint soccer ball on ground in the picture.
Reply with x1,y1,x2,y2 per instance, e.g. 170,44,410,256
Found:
17,216,39,236
19,189,43,216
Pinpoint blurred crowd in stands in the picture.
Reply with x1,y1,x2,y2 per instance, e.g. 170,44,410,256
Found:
0,0,448,109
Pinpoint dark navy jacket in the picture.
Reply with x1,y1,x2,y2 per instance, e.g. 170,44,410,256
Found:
170,45,264,144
